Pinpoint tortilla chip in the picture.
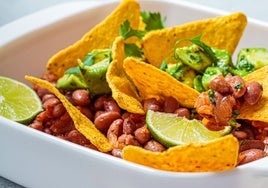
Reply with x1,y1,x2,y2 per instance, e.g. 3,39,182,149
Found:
142,12,247,67
25,75,112,152
122,135,239,172
46,0,141,78
237,65,268,123
123,57,200,108
106,37,144,114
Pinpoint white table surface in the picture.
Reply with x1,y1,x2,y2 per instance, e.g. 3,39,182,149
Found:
0,0,267,187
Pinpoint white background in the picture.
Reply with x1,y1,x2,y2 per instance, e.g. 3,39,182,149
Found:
1,0,268,26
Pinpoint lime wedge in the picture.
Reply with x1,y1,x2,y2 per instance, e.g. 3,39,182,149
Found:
0,76,43,124
146,110,231,147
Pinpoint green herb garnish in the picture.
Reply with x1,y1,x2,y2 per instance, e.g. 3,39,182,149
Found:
228,119,238,126
140,11,166,31
208,90,216,105
124,43,143,57
119,20,146,40
234,83,243,90
232,110,240,118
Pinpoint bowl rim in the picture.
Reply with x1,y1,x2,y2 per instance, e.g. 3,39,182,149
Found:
0,0,267,181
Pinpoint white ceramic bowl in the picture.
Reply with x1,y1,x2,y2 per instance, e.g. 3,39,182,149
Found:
0,0,268,188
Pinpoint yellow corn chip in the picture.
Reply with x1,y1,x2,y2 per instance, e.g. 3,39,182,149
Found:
237,65,268,122
123,57,200,108
25,75,112,152
46,0,141,78
122,134,239,172
106,37,144,114
142,12,247,67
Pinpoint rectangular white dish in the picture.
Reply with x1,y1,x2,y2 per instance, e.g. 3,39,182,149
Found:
0,0,268,187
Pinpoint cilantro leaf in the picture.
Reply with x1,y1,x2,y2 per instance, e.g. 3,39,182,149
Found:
124,43,143,58
119,20,146,40
208,90,216,105
160,60,168,71
140,11,166,31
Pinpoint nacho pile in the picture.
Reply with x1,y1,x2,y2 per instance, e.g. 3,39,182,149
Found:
46,0,141,78
25,0,268,173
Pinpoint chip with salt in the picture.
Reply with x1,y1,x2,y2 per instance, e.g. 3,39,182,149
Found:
237,65,268,123
142,12,247,67
123,57,200,108
122,134,239,172
25,75,112,152
46,0,141,78
106,36,144,114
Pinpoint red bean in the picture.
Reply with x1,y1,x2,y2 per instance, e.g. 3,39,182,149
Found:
104,99,121,113
209,75,231,94
128,114,146,129
239,139,265,152
122,112,131,120
163,96,178,113
94,110,105,120
143,98,161,112
144,140,166,152
174,108,190,119
29,121,44,131
243,81,263,105
35,86,50,98
107,119,123,147
225,75,246,98
43,98,61,118
77,106,93,121
72,89,91,106
134,126,151,145
232,130,248,140
35,111,49,122
42,94,55,103
60,111,72,122
93,95,108,110
43,97,60,110
111,148,122,158
214,95,236,126
238,149,266,165
94,111,121,132
107,119,123,136
66,130,90,145
117,134,141,149
52,103,66,118
123,117,136,134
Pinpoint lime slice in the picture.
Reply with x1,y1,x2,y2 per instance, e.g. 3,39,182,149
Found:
146,110,231,147
0,76,43,124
